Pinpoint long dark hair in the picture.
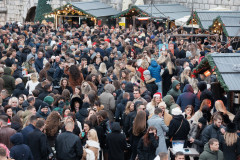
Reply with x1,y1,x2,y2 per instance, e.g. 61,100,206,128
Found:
69,65,81,81
133,111,146,136
143,126,158,147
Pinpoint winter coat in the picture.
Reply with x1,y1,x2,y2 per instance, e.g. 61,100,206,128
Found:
188,123,205,153
76,102,89,127
168,115,190,142
12,83,29,97
21,124,35,144
2,67,15,95
162,95,179,114
27,128,49,160
199,143,224,160
36,105,51,120
148,59,161,83
147,115,169,154
167,80,181,102
0,126,16,149
137,133,159,160
117,82,134,104
115,98,128,124
53,66,64,82
141,90,152,102
221,137,240,160
106,122,127,160
162,68,175,97
56,131,83,160
146,102,157,116
10,133,34,160
99,84,115,121
82,140,100,160
144,78,158,97
35,58,43,73
176,84,196,111
201,124,224,146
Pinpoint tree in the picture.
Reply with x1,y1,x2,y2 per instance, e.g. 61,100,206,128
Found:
34,0,54,23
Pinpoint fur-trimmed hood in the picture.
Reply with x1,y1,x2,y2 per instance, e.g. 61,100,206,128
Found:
145,78,156,84
86,140,100,149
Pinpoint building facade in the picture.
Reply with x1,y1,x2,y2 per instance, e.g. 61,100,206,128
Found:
0,0,239,25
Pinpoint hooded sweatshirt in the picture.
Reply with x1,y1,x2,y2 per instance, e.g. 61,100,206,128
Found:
2,67,15,94
199,143,223,160
167,80,181,102
176,84,196,111
163,95,178,114
148,60,161,82
10,133,33,160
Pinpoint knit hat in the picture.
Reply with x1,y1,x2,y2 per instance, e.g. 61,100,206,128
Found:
171,107,182,116
198,117,207,125
153,92,162,98
143,70,151,76
40,102,49,109
44,96,54,105
226,122,237,133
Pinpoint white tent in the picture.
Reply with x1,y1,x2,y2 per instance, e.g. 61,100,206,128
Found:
175,15,199,28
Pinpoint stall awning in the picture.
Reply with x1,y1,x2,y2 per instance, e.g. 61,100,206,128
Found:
193,53,240,92
187,11,240,30
209,16,240,37
112,4,190,20
50,1,120,18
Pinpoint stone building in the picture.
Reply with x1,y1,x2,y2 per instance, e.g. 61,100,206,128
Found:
0,0,239,25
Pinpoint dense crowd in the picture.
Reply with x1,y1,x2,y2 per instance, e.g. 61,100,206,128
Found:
0,20,239,160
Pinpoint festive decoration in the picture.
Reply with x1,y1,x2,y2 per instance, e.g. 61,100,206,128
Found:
35,0,54,22
111,5,149,18
187,11,204,30
192,54,229,92
208,16,229,37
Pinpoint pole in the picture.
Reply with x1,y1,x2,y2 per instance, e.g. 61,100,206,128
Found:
191,0,194,42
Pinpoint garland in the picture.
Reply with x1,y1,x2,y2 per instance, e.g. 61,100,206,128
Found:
208,16,228,37
192,54,229,92
186,11,204,30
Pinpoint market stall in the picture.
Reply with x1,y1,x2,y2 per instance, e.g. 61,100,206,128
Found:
192,53,240,112
45,1,120,28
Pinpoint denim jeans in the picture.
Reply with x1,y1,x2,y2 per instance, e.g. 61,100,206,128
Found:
156,81,162,94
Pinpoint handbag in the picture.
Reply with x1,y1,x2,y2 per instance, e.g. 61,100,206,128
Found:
170,119,183,142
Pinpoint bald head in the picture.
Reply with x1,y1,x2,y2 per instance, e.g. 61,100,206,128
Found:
65,122,74,132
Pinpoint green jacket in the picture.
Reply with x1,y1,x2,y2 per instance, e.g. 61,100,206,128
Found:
167,80,181,102
199,143,223,160
2,67,15,95
162,95,178,114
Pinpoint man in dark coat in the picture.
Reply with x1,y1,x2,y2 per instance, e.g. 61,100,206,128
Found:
117,82,134,104
21,115,37,144
12,78,29,97
10,133,34,160
38,84,52,101
0,115,16,149
201,114,224,146
56,121,83,160
2,67,15,95
115,92,129,124
34,51,44,73
106,122,127,160
27,119,49,160
176,84,196,111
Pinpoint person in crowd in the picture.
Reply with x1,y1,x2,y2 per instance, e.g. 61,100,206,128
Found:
25,73,39,94
154,152,168,160
106,122,127,160
221,122,240,160
0,115,16,149
58,78,73,95
182,105,195,123
115,92,130,123
2,67,15,95
176,84,196,111
158,101,172,126
199,138,224,160
162,61,175,97
27,119,50,160
201,114,224,146
12,78,29,98
168,107,190,148
133,88,147,106
137,126,159,160
192,99,212,123
215,100,235,125
34,51,44,73
162,95,178,114
0,145,11,160
148,108,168,154
148,59,162,93
167,80,181,102
10,133,33,160
146,92,162,117
175,151,186,160
143,70,158,97
56,121,83,160
21,115,37,144
36,102,51,120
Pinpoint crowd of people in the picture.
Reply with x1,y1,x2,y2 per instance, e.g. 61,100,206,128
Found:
0,20,239,160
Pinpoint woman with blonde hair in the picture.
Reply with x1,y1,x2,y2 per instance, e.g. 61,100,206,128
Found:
215,100,235,123
146,92,162,117
82,129,100,160
222,122,240,160
98,62,107,77
8,97,21,114
25,73,39,94
88,64,98,75
180,67,191,91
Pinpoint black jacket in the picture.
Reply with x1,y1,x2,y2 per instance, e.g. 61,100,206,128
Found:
168,115,190,141
12,83,29,97
115,98,128,124
144,78,158,97
27,128,49,160
117,82,134,104
162,68,175,97
137,133,159,160
201,124,224,146
106,122,127,160
56,131,83,160
221,137,240,160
